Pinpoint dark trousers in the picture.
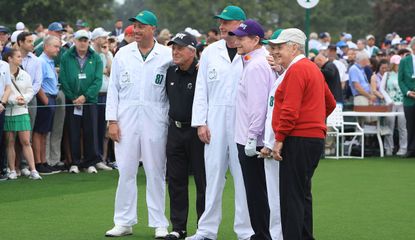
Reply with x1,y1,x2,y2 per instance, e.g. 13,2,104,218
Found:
280,136,324,240
97,94,106,158
0,111,5,174
166,124,206,231
404,106,415,156
237,144,271,240
65,100,100,168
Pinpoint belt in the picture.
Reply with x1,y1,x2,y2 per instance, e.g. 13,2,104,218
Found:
45,93,57,98
169,117,191,128
99,92,107,96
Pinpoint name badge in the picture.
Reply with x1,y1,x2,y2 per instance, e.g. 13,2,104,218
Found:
78,73,87,80
74,106,83,116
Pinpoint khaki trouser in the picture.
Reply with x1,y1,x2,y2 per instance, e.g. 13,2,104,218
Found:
46,90,66,166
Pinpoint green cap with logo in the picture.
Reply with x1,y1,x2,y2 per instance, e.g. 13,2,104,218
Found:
263,29,284,44
129,10,158,26
214,6,246,21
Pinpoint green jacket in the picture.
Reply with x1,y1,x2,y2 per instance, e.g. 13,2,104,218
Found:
59,46,103,103
398,55,415,106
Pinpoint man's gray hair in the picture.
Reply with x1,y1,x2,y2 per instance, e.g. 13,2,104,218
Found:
355,50,370,63
287,41,305,54
44,35,60,47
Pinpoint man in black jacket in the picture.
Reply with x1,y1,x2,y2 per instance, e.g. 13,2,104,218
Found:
315,53,343,103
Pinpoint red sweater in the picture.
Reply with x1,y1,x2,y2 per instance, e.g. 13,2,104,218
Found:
272,58,336,142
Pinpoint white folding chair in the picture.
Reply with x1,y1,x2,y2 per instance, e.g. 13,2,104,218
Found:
326,104,364,159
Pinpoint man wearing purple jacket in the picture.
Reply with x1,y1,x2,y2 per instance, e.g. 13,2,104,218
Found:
231,19,275,240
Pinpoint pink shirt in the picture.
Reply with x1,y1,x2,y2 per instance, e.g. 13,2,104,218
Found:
235,47,275,146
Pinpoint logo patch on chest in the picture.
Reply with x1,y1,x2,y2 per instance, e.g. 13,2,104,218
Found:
187,83,193,89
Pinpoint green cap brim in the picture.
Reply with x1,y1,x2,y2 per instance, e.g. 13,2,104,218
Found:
214,14,235,21
128,17,156,26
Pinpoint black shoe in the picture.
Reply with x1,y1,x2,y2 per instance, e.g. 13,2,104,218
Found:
401,151,415,158
43,163,61,174
165,230,187,240
0,174,8,181
53,164,68,172
36,164,53,175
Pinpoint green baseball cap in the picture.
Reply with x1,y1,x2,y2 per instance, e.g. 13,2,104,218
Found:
214,6,246,21
263,29,283,44
129,10,158,26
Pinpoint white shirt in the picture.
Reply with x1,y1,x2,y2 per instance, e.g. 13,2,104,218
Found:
0,60,11,99
333,59,348,82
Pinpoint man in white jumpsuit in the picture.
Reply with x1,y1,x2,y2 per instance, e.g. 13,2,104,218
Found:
105,10,171,239
186,5,253,240
261,30,285,240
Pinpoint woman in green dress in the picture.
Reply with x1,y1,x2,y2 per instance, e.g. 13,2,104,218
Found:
2,49,41,180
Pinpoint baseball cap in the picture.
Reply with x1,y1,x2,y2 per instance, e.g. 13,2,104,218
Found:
167,31,197,48
16,22,25,31
319,32,329,39
11,30,23,43
76,19,89,28
74,30,90,40
229,19,264,39
263,29,283,44
129,10,158,26
91,27,110,40
336,41,348,48
390,55,401,65
124,25,134,35
0,26,9,33
344,33,352,40
269,28,306,45
366,34,375,41
48,22,65,32
214,5,246,21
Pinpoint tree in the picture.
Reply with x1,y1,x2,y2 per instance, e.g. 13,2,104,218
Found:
373,0,415,38
0,0,113,30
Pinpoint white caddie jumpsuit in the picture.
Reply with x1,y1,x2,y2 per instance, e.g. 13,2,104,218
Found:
191,39,253,240
106,42,172,228
263,54,305,240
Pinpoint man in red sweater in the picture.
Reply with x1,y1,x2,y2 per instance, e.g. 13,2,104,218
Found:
269,28,336,240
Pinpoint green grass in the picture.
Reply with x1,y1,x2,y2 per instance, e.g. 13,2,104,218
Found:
1,158,414,240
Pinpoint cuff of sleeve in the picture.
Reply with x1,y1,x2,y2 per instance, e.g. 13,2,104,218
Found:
276,133,286,142
247,133,257,140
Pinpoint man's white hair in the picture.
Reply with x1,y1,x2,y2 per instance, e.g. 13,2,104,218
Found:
287,41,305,54
44,35,60,46
355,50,369,63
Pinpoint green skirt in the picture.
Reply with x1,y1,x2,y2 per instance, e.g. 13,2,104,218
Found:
4,114,32,132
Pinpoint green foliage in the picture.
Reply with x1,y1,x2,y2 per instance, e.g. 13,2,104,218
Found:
0,0,113,30
373,0,415,38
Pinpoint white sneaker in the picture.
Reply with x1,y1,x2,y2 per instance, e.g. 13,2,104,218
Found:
21,168,31,177
69,165,80,174
96,162,113,171
29,171,42,180
8,170,18,180
397,149,407,156
185,234,210,240
155,227,168,239
105,225,132,237
87,166,98,174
